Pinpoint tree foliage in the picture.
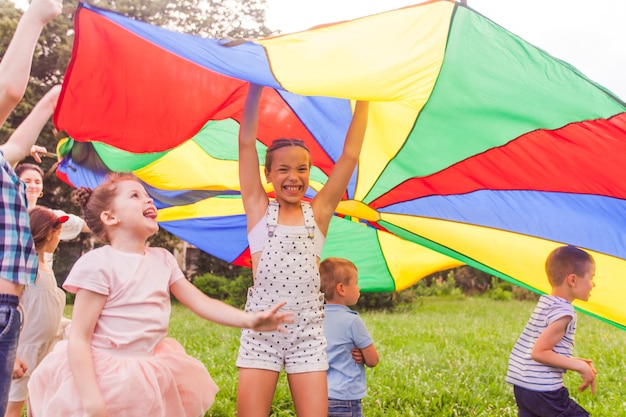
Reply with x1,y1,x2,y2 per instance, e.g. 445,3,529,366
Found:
88,0,272,38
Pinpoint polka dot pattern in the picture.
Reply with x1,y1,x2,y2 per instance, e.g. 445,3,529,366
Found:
237,201,328,374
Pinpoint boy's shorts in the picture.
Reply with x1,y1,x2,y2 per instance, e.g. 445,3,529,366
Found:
513,385,589,417
328,398,363,417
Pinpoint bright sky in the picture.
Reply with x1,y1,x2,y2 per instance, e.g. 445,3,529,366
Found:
266,0,626,100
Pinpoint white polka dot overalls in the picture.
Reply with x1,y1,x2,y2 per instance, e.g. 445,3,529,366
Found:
236,201,328,374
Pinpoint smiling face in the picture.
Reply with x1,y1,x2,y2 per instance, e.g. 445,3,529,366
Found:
19,168,44,206
264,146,311,204
107,180,159,239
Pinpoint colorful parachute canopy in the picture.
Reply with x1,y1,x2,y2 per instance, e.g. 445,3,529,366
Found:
55,1,626,329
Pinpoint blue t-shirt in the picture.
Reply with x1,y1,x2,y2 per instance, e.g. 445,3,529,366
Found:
324,303,374,400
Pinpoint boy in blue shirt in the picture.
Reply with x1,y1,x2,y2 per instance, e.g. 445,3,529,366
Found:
506,245,597,416
320,257,379,417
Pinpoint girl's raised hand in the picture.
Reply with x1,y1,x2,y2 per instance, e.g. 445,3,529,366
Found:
249,301,294,332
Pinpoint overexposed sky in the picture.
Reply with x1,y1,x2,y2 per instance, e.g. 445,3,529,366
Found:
266,0,626,100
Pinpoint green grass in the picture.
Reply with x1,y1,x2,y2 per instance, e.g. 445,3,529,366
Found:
64,297,626,416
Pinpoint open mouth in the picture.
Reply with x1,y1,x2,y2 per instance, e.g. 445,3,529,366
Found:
143,207,157,219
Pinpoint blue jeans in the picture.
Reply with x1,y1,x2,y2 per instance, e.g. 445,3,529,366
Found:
328,398,363,417
514,385,589,417
0,294,21,415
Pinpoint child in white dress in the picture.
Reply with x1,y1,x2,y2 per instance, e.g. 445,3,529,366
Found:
28,173,293,417
5,207,68,417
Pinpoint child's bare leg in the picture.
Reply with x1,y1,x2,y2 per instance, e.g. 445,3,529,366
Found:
288,371,328,417
237,368,280,417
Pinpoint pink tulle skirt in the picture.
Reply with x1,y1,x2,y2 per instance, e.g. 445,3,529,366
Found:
28,337,218,417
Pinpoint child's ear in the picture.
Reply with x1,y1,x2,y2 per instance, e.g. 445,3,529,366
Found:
100,210,118,226
566,273,577,287
336,282,345,296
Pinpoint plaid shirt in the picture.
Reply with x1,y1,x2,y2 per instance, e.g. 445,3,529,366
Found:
0,150,37,286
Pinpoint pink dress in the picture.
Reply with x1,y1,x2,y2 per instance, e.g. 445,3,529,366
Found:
28,246,218,417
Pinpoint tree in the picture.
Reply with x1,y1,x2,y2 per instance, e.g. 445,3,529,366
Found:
88,0,272,38
1,0,271,281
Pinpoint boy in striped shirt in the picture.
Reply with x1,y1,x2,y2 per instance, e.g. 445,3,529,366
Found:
506,245,597,416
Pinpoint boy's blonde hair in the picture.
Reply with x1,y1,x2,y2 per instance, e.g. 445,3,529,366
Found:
545,245,594,287
320,257,357,301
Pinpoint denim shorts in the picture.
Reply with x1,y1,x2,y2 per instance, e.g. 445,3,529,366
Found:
0,294,21,415
328,398,363,417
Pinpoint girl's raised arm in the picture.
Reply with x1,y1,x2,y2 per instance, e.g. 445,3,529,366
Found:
238,84,269,228
313,100,369,233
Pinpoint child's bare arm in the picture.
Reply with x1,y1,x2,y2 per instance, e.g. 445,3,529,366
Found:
532,316,597,394
313,100,369,232
238,83,268,226
0,0,62,125
68,288,110,416
359,343,379,368
0,85,60,165
170,278,294,331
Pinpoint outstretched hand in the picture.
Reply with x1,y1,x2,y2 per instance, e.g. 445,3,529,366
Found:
249,301,294,332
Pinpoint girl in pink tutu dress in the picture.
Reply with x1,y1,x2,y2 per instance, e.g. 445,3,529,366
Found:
28,173,293,417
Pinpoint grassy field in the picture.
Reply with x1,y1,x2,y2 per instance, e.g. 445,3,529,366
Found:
166,297,626,417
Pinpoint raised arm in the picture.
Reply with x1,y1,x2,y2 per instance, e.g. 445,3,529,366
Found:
0,0,62,125
238,83,269,228
0,85,60,166
312,100,369,232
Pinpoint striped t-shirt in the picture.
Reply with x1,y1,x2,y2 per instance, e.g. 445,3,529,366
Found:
506,295,576,391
